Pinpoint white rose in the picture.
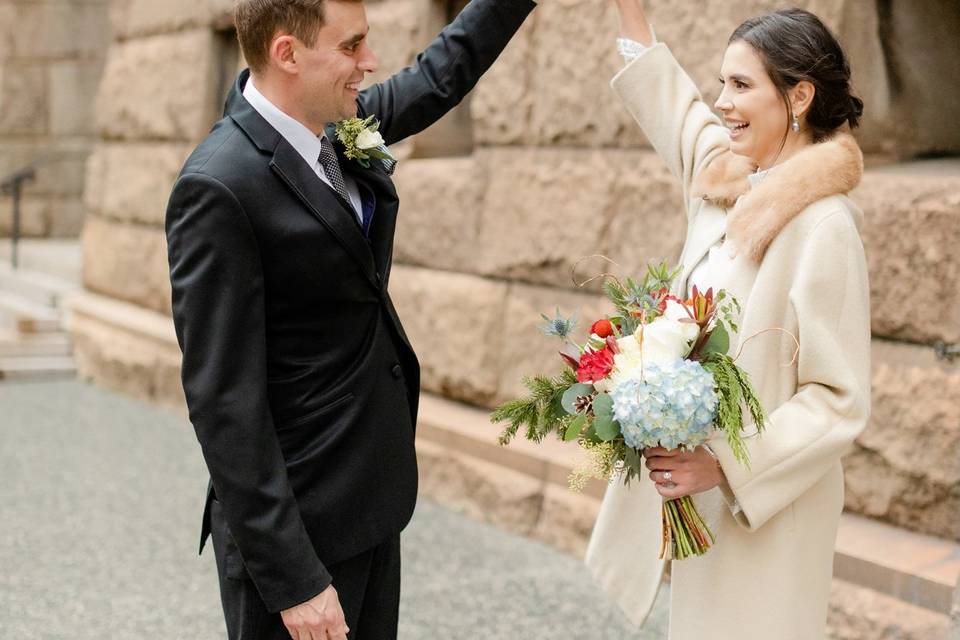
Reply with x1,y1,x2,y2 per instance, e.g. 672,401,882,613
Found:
355,129,384,150
609,314,698,385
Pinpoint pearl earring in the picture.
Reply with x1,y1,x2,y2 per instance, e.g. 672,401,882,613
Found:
791,114,800,132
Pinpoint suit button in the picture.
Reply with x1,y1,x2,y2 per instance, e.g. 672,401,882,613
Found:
391,364,402,379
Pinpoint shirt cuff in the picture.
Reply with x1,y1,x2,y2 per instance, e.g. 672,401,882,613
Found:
616,26,657,64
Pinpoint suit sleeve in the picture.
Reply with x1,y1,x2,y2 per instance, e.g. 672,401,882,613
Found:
359,0,535,145
610,43,729,207
711,211,872,531
166,172,331,612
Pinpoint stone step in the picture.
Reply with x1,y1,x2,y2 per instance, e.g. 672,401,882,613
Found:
0,355,76,381
0,291,61,334
0,239,81,284
0,262,79,309
0,330,72,358
414,392,960,616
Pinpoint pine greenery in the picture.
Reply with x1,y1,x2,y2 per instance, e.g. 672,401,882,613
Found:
702,352,766,468
492,369,577,445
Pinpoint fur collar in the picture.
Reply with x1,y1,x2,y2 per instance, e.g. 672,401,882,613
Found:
691,132,863,263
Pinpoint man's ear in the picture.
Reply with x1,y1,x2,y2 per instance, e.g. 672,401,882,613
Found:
791,80,815,120
269,34,299,75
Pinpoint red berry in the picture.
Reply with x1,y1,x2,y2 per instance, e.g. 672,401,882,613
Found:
590,319,614,338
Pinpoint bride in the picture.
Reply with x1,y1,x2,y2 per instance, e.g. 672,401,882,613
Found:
586,2,871,639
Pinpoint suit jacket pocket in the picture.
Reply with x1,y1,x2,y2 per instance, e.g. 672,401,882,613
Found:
276,393,355,431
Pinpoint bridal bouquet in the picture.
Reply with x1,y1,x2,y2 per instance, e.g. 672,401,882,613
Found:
492,263,766,560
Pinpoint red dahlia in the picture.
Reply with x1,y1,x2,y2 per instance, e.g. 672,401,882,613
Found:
576,347,615,383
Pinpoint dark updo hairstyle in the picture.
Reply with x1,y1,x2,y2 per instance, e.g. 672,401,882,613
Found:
729,8,864,142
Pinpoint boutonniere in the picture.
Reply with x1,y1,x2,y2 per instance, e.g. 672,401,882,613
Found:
334,115,396,169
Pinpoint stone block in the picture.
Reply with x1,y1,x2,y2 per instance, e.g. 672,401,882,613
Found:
476,148,650,286
454,141,676,294
602,151,687,274
95,30,221,142
113,0,234,39
70,294,185,413
0,4,14,60
0,63,48,135
827,578,949,640
49,60,106,137
854,169,960,344
9,2,109,60
392,156,485,272
494,282,607,406
388,265,509,405
416,440,545,538
84,142,191,225
81,215,171,315
843,341,960,541
363,0,425,89
0,197,50,237
48,198,86,238
471,18,535,146
530,484,599,559
526,0,646,148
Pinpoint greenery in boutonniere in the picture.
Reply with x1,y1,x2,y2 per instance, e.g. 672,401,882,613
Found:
334,115,396,169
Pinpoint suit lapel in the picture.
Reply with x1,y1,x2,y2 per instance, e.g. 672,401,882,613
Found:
270,140,379,288
328,124,399,285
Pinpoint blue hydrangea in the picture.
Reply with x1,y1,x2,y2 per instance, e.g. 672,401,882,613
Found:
610,359,718,450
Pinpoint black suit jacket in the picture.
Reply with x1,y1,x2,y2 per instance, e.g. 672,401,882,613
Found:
166,0,535,613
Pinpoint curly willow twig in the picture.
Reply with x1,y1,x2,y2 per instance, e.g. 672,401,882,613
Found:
732,327,800,367
570,254,625,290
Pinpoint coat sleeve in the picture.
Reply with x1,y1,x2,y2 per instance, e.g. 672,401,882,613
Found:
166,172,332,612
358,0,535,145
712,210,872,531
610,43,729,209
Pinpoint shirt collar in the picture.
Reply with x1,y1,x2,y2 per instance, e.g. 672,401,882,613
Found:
242,77,326,169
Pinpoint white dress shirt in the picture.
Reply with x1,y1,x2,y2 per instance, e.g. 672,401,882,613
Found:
242,78,364,223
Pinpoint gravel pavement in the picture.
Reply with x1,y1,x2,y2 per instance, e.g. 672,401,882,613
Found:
0,379,667,639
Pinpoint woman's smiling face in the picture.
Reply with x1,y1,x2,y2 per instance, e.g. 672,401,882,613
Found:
714,40,792,169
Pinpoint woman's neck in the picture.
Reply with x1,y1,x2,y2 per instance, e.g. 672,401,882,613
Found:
757,130,814,171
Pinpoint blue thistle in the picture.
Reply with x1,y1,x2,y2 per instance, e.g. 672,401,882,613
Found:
539,308,578,339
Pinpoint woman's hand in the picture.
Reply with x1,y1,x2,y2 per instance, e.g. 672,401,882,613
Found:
643,446,726,499
613,0,655,47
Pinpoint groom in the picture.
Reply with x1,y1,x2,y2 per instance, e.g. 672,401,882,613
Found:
165,0,535,637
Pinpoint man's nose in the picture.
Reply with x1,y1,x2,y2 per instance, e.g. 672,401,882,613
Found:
359,43,378,74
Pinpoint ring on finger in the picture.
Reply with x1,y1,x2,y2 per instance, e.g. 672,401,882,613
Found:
662,471,672,482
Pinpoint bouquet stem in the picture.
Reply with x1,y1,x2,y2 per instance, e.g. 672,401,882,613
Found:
659,496,715,560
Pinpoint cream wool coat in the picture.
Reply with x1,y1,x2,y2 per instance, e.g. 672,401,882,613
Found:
585,44,871,640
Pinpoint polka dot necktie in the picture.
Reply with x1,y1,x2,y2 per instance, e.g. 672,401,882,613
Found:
318,136,351,204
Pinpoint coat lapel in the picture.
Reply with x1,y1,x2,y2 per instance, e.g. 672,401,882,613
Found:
676,205,727,296
269,141,378,288
328,124,400,285
224,72,379,289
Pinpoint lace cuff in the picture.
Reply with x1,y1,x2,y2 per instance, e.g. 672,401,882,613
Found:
616,26,657,63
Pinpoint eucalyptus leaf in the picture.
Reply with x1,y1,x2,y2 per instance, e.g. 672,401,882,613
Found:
592,392,614,418
701,323,730,357
561,383,593,414
594,413,620,442
564,413,588,441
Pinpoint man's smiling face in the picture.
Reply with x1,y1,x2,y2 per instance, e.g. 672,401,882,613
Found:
294,0,379,128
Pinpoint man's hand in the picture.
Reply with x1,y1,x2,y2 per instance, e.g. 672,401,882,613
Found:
643,446,725,499
280,585,349,640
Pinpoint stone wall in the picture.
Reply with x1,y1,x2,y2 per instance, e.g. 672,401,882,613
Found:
72,0,959,553
0,0,110,238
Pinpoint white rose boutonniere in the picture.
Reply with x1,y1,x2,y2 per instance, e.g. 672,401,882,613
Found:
334,115,396,169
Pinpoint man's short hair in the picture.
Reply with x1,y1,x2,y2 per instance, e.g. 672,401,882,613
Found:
234,0,359,74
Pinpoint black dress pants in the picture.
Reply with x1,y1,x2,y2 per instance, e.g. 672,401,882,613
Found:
210,500,401,640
